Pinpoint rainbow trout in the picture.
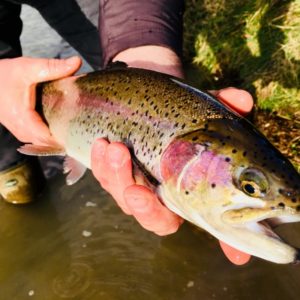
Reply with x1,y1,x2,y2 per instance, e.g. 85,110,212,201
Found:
19,63,300,264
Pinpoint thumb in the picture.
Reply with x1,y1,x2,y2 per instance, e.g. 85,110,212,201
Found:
26,56,82,83
219,241,251,265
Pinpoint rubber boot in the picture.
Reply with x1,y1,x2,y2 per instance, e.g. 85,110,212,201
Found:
0,158,45,204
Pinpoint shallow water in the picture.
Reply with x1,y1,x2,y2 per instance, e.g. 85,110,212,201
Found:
1,172,300,300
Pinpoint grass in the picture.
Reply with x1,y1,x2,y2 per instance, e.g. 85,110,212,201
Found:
183,0,300,116
183,0,300,169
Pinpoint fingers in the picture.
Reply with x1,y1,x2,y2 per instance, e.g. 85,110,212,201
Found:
210,87,254,115
219,241,251,265
24,56,82,83
91,139,183,235
24,110,58,145
124,185,183,235
91,139,135,214
0,57,82,145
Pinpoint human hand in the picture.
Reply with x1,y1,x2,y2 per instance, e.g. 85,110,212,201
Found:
0,56,81,145
91,84,253,265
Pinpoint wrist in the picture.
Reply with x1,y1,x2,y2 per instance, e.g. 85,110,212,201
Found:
112,45,184,78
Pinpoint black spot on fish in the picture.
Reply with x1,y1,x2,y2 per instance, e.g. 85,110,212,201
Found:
243,151,247,157
225,157,231,162
291,198,297,203
278,202,285,208
211,183,216,188
232,149,237,154
192,119,197,123
296,205,300,212
192,136,198,142
181,124,186,130
185,191,189,195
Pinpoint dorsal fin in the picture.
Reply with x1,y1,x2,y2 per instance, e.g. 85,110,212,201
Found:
106,61,128,70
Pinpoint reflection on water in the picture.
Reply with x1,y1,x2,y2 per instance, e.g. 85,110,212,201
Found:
0,172,300,300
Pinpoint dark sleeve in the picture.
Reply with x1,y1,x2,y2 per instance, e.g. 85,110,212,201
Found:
0,1,25,171
12,0,102,70
0,0,22,58
99,0,184,67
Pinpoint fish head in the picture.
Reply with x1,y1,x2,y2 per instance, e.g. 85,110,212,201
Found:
159,118,300,264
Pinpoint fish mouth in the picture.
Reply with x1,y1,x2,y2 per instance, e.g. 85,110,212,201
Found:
255,218,300,264
221,207,300,263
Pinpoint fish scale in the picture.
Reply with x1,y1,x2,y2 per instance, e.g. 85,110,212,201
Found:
20,65,300,264
70,67,233,173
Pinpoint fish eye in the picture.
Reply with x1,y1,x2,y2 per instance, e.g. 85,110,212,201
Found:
241,181,261,197
237,168,268,198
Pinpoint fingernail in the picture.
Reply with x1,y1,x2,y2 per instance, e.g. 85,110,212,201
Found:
107,145,128,168
65,56,80,69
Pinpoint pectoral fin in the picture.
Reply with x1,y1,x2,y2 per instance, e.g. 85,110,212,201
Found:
63,156,87,185
18,144,65,156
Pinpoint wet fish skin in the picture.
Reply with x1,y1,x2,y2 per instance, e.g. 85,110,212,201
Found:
20,65,300,264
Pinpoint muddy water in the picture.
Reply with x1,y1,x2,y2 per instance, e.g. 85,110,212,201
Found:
1,172,300,300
